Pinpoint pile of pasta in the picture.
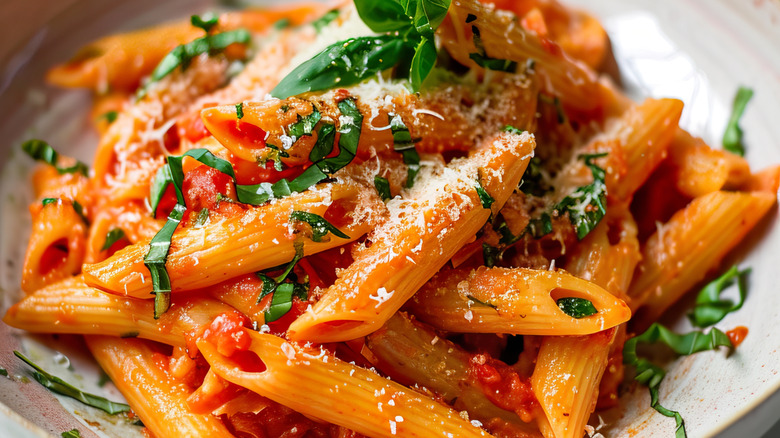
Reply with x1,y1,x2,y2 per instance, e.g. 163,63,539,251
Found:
6,0,779,437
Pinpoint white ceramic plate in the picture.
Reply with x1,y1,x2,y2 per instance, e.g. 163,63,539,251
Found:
1,0,779,437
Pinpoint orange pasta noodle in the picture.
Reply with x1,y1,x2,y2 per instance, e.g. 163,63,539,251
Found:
529,204,638,438
21,200,87,293
530,328,616,438
407,266,630,336
5,276,236,348
629,190,776,325
288,130,535,342
365,313,543,436
197,329,492,438
441,0,604,116
86,336,236,437
668,128,751,198
83,179,380,298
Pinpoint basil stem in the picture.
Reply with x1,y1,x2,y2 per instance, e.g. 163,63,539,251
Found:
688,265,749,328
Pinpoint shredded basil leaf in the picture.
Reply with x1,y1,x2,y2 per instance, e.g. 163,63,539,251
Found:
540,94,567,124
722,86,753,156
235,102,244,119
120,331,140,338
138,28,251,99
555,153,607,240
0,368,8,377
475,179,494,209
145,203,186,318
14,351,132,415
374,175,392,201
21,140,89,176
502,125,525,135
467,294,497,309
556,297,597,318
389,113,421,187
469,26,517,72
623,324,733,438
312,9,340,33
101,229,126,251
61,429,81,438
688,265,749,328
98,111,118,124
290,211,349,242
519,157,549,197
191,13,219,33
257,242,308,322
287,105,322,141
482,242,500,268
273,17,291,30
42,198,58,206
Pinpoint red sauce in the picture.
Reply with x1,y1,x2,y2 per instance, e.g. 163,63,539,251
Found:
726,326,749,347
39,239,69,275
469,353,538,422
231,156,304,186
182,164,237,212
201,312,252,357
177,105,217,144
216,119,268,150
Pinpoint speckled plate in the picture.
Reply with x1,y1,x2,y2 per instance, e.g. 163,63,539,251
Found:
1,0,779,437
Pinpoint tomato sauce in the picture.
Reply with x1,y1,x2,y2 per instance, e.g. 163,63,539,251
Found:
469,353,538,422
726,326,749,347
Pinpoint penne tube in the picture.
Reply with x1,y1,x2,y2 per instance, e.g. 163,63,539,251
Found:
4,276,237,348
365,313,543,436
741,164,780,194
629,190,777,325
530,329,615,438
86,336,235,437
288,130,535,342
197,329,492,438
83,180,379,298
668,129,751,198
441,0,603,115
407,266,630,336
21,200,87,294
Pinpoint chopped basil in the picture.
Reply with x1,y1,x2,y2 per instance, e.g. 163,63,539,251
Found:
623,324,733,438
502,125,525,135
236,180,291,205
21,140,89,176
235,102,244,119
144,203,186,318
138,24,251,99
72,201,89,225
287,105,322,141
0,368,7,377
101,228,126,251
312,9,339,33
273,17,291,30
688,265,749,328
120,331,140,338
191,13,219,33
374,175,392,201
519,156,549,197
556,297,597,318
389,113,421,187
467,294,497,309
98,110,118,124
496,211,552,246
469,26,517,72
42,198,58,206
475,178,494,209
540,94,567,124
61,430,81,438
722,86,753,156
290,211,349,242
257,242,308,322
482,242,500,268
14,351,132,415
555,153,607,240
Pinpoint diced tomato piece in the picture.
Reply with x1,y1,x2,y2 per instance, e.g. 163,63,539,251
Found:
201,312,252,357
182,165,237,212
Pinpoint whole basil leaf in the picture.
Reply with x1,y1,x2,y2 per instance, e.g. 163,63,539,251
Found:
271,36,413,99
353,0,410,34
410,36,437,90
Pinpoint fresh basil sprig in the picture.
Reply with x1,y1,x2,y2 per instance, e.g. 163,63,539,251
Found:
623,324,733,438
22,140,89,176
14,351,132,415
290,211,349,242
555,153,608,240
272,0,450,98
688,265,749,328
556,297,597,318
722,86,753,156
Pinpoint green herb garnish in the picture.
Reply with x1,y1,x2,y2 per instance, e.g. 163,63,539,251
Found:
101,228,126,251
469,25,517,72
14,351,132,415
623,324,733,438
145,203,186,318
312,9,340,33
290,211,349,242
688,265,749,328
191,13,219,33
235,102,244,119
98,111,118,124
22,140,89,176
482,242,500,268
555,153,607,240
722,86,753,156
502,125,525,135
61,430,81,438
467,294,497,309
389,113,421,187
374,175,392,201
257,242,308,322
475,179,494,209
556,297,597,318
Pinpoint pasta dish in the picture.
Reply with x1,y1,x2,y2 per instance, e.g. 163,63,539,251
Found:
4,0,777,437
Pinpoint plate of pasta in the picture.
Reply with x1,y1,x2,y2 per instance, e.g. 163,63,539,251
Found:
1,0,780,437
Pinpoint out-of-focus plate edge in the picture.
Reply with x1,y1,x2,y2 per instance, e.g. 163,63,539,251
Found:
0,401,50,438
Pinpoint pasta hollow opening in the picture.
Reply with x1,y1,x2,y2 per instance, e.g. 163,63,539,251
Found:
40,238,70,275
